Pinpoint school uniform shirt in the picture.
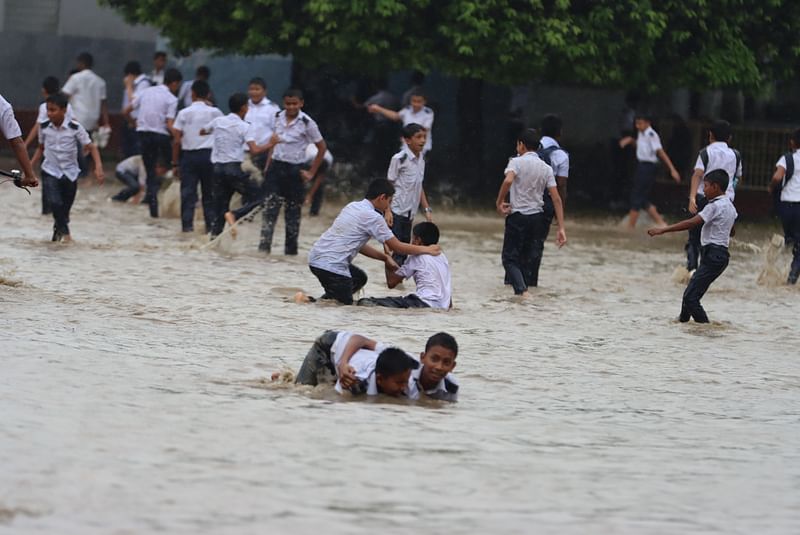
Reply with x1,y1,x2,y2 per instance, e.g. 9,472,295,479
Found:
387,145,425,217
395,252,452,309
177,80,193,109
36,102,74,125
116,155,146,185
38,120,91,181
245,98,281,147
304,143,334,166
203,113,256,164
133,85,178,135
776,151,800,203
397,105,434,152
61,69,107,131
308,199,395,277
271,110,323,164
173,101,223,151
693,141,742,200
151,69,165,86
539,136,570,177
698,196,737,248
0,94,22,140
330,331,390,395
636,126,663,163
407,367,459,402
122,74,152,119
504,151,557,215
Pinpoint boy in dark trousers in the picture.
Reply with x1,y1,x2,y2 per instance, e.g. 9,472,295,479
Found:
768,128,800,284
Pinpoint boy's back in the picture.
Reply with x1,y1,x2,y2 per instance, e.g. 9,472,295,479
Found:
206,114,254,164
505,152,555,214
174,102,222,150
695,142,741,199
395,252,451,309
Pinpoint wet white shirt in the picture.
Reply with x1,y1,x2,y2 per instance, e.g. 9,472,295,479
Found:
116,155,146,184
694,141,742,200
330,331,388,395
203,113,256,164
387,145,425,217
133,85,178,135
61,69,107,131
777,151,800,203
37,102,74,124
539,136,569,177
0,94,22,140
39,120,91,181
272,111,323,164
407,366,459,402
699,196,737,247
305,143,334,166
308,199,395,277
245,98,281,146
397,105,434,152
395,252,452,309
174,101,222,151
504,151,556,215
636,126,663,163
123,74,152,119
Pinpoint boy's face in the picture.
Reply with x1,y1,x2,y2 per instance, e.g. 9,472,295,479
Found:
405,131,427,155
376,370,412,397
154,56,166,70
702,179,723,198
46,102,66,123
239,103,249,117
419,345,457,386
634,118,649,132
248,84,265,103
373,193,392,213
283,96,303,118
410,95,426,112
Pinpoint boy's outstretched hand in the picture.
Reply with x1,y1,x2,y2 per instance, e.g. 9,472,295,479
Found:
647,227,664,236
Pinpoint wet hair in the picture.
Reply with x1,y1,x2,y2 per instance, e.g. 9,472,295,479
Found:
425,332,458,356
375,347,419,377
540,114,563,138
77,52,93,68
402,123,426,139
46,92,68,109
42,76,60,96
164,68,183,85
191,80,210,99
249,77,266,89
228,92,249,114
709,120,732,143
791,128,800,147
412,222,439,245
703,169,729,192
517,128,540,150
196,65,210,80
154,51,167,60
123,61,142,76
365,178,395,199
283,88,304,100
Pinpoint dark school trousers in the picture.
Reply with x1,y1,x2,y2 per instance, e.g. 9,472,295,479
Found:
260,160,304,255
294,330,339,386
390,211,413,265
139,131,172,218
112,170,140,202
356,294,430,308
306,159,330,216
681,244,729,323
42,172,78,237
309,264,368,305
685,195,709,271
779,201,800,283
121,121,140,158
502,211,549,294
210,162,259,237
630,161,657,211
180,149,215,233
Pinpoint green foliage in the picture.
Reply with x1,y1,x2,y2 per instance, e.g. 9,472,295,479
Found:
102,0,800,93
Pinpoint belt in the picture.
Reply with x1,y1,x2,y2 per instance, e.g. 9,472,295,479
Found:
701,244,729,252
183,148,211,153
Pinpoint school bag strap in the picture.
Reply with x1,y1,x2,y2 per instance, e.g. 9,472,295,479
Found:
536,144,562,166
699,147,709,168
783,151,795,185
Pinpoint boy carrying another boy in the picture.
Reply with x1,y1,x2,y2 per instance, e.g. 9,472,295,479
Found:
357,221,451,309
768,128,800,284
649,169,737,323
32,93,104,243
300,179,441,305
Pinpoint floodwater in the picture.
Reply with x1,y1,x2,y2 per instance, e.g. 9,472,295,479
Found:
1,177,799,534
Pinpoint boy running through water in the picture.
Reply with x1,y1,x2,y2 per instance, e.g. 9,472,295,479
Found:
768,128,800,284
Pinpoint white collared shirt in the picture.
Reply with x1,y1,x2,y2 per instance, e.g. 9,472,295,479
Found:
305,143,334,166
204,113,256,164
407,367,459,402
777,150,800,202
116,155,146,184
699,196,737,247
308,199,395,277
37,102,74,124
272,110,323,164
38,119,92,181
504,151,556,215
395,252,452,309
61,69,107,131
133,85,178,135
387,145,425,217
122,74,152,119
539,136,570,178
245,97,281,146
694,141,742,200
397,105,434,152
174,101,223,151
0,94,22,140
151,69,164,86
330,332,388,396
636,126,663,163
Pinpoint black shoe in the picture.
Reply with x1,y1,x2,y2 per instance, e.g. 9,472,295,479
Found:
51,228,63,242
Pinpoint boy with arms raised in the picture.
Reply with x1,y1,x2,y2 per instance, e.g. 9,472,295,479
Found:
649,169,737,323
368,89,434,156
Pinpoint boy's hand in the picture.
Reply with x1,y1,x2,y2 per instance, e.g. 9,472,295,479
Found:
384,210,394,227
338,364,358,389
619,137,633,148
671,169,681,183
367,104,379,114
300,169,313,183
303,194,312,206
688,197,697,214
556,229,567,248
647,227,664,236
424,211,433,222
384,256,399,271
95,168,105,184
21,174,38,188
425,245,442,256
497,202,511,216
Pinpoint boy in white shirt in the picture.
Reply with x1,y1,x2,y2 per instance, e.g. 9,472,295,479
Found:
768,128,800,284
301,179,441,305
32,94,104,243
649,170,737,322
303,142,334,216
358,222,451,309
369,89,434,155
25,77,74,150
0,93,37,188
244,77,280,174
61,52,109,134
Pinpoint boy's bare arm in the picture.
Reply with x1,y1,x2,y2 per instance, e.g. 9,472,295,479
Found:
24,123,40,149
384,265,404,289
768,166,786,193
337,334,378,389
688,168,704,213
420,189,432,221
619,136,636,148
301,140,326,182
171,131,182,177
656,149,681,182
304,171,325,206
88,143,105,183
648,215,703,236
547,185,567,248
367,104,400,122
495,171,515,215
10,137,38,187
385,236,440,257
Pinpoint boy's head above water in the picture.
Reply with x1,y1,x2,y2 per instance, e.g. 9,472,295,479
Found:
411,222,439,246
375,347,419,397
702,169,729,198
419,332,458,387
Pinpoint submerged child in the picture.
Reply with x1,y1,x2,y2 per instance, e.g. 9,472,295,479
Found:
648,169,737,322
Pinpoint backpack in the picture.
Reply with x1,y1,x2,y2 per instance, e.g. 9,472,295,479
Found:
772,151,795,213
536,144,566,220
699,147,741,190
537,144,564,168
